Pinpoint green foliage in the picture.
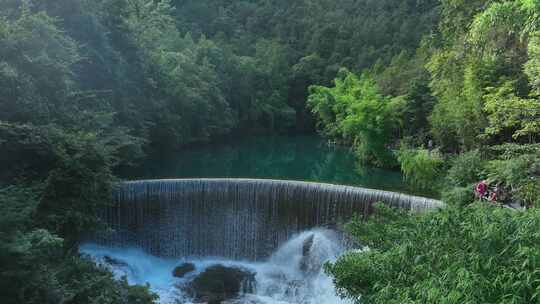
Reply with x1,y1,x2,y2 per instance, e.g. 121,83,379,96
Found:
0,120,144,245
173,0,440,70
396,147,444,192
0,122,151,301
441,186,476,206
525,32,540,93
0,184,158,304
0,6,80,124
308,69,398,166
0,0,444,156
485,144,540,207
426,0,492,151
375,51,436,140
171,0,440,134
327,204,540,304
484,81,540,142
442,146,539,208
119,0,235,146
446,150,486,188
1,236,158,304
344,203,416,252
427,0,540,151
0,185,40,236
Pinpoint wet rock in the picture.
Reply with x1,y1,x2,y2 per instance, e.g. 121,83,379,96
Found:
299,234,315,273
103,255,127,267
173,263,196,278
302,234,315,257
188,265,256,304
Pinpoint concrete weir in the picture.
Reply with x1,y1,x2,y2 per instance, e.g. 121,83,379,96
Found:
94,179,443,260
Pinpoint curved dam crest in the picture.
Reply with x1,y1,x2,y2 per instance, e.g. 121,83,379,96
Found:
94,179,443,260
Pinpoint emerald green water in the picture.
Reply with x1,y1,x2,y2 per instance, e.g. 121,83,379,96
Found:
127,135,418,194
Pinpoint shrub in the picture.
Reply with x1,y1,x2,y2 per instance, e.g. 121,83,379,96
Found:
445,150,486,188
327,204,540,304
396,146,444,192
441,185,475,206
486,153,540,207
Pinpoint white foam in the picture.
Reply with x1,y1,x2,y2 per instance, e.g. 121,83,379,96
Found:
81,229,353,304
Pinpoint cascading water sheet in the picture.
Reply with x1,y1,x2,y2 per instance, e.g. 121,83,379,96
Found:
94,179,443,260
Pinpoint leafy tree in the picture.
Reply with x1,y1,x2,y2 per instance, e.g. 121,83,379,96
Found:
375,50,436,142
0,180,157,304
396,146,444,192
308,69,399,166
0,6,80,124
170,0,441,134
0,117,144,243
484,81,540,142
428,0,540,150
121,0,235,147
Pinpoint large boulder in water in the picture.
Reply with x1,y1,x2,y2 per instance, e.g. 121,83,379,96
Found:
188,265,255,304
299,234,318,274
173,263,196,278
302,234,315,257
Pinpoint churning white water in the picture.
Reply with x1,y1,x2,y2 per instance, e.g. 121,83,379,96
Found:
81,229,354,304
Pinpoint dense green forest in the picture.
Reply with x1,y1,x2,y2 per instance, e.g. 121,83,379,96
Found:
0,0,539,303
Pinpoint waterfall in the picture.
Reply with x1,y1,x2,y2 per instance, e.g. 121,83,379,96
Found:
94,179,443,260
81,229,356,304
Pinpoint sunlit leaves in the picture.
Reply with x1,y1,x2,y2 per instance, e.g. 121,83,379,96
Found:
484,81,540,141
397,147,444,191
308,69,398,166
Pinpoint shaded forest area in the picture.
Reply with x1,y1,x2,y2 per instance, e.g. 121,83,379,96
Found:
1,0,440,151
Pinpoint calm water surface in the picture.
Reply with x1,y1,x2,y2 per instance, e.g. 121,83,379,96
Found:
126,135,419,195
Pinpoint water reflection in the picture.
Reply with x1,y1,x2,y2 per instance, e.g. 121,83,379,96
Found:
126,135,413,194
